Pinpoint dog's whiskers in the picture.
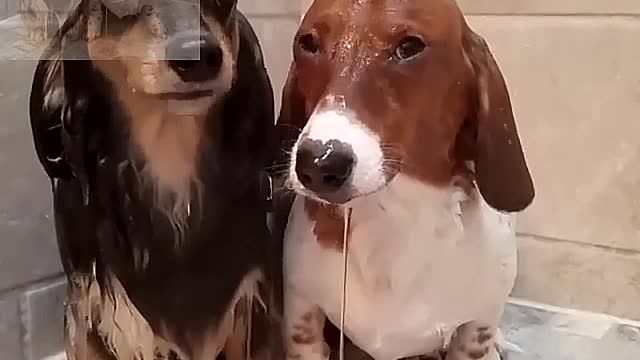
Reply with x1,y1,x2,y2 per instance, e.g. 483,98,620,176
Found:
265,163,290,171
276,123,303,132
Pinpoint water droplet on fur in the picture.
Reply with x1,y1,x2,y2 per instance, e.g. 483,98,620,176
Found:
335,95,346,109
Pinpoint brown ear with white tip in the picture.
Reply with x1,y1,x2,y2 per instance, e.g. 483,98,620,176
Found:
464,29,535,212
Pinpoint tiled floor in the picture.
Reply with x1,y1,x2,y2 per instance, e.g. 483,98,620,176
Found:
42,300,640,360
502,300,640,360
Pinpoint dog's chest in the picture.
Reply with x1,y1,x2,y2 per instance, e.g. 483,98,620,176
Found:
284,176,518,360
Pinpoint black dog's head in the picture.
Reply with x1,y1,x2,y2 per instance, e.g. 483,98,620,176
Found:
76,0,239,116
30,0,272,234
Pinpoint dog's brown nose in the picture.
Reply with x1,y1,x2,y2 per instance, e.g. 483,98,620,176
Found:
167,34,223,82
295,138,355,193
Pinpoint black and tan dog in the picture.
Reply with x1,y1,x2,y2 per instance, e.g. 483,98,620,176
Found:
28,0,282,359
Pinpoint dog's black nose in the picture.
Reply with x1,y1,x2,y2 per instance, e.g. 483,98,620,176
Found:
295,138,355,193
167,35,223,82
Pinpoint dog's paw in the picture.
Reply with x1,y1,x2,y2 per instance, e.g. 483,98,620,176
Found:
404,351,446,360
445,322,499,360
287,343,330,360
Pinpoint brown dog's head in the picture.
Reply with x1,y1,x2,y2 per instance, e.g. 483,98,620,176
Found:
279,0,534,212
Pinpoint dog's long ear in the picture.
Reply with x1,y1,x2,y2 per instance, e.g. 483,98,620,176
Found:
30,51,73,182
463,28,534,212
29,19,94,204
273,64,308,174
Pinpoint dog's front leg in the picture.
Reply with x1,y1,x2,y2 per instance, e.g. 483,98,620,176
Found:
284,288,329,360
445,322,500,360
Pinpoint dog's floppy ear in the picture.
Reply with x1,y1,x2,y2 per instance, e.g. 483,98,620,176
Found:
30,51,73,182
29,21,95,204
463,28,534,212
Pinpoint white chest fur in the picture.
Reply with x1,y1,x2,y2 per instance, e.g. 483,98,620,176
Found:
283,175,518,360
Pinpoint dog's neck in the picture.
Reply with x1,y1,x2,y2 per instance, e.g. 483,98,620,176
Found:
345,174,474,295
116,90,211,234
129,103,206,192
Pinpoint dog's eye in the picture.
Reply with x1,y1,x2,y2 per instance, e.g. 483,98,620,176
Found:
297,33,321,54
393,36,427,61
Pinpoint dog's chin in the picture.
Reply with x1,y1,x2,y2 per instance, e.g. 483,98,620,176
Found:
165,95,217,115
307,191,354,206
130,88,217,115
155,90,216,101
292,177,394,206
128,77,230,115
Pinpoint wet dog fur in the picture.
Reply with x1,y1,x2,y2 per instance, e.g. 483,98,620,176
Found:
28,1,282,359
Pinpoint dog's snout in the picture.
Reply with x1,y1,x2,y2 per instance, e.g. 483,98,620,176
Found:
295,138,355,193
167,35,223,83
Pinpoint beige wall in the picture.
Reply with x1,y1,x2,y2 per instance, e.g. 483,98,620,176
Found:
238,0,302,112
460,1,640,320
245,0,640,320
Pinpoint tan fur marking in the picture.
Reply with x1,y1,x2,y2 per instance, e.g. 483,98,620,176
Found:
203,11,240,68
65,271,157,360
87,20,208,237
128,93,207,229
66,268,266,360
222,298,250,360
121,81,207,238
85,3,238,239
303,199,351,251
191,269,266,360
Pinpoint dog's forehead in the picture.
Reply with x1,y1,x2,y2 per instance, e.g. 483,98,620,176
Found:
304,0,463,39
101,0,230,23
101,0,238,38
101,0,193,15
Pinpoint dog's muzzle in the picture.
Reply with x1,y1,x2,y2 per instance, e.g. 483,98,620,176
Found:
295,138,356,196
166,33,224,83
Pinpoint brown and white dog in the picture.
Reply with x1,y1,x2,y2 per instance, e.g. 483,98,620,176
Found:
275,0,535,360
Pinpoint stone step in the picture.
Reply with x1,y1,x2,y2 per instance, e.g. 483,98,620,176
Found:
512,235,640,321
504,298,640,359
41,299,640,360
